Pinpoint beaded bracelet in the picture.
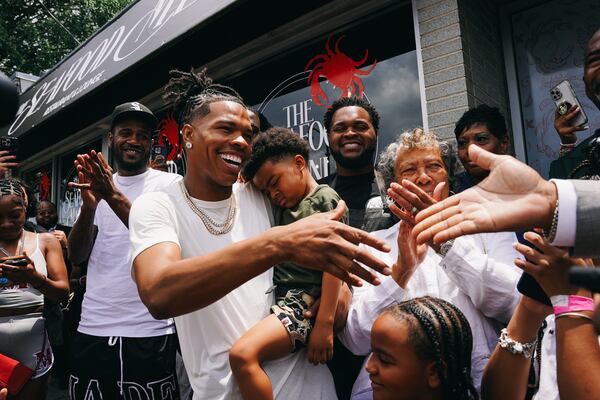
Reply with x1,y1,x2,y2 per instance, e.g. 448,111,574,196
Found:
498,328,537,358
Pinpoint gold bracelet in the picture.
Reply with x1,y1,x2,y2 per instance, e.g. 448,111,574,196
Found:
554,312,593,322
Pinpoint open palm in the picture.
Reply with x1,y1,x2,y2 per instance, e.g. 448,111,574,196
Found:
414,145,557,245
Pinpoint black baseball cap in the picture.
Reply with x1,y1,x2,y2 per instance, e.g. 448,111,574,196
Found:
110,102,158,131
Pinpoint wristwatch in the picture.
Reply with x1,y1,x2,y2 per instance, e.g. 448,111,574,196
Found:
437,240,455,257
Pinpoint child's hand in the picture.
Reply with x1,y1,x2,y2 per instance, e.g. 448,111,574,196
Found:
307,323,334,365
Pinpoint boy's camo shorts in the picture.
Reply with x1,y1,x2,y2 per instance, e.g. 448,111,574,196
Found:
271,288,316,352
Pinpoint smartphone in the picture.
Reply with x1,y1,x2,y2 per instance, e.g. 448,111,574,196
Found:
517,272,551,306
1,256,28,267
550,80,588,127
0,136,18,154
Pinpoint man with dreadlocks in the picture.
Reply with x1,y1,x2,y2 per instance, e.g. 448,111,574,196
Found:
128,68,391,399
67,103,181,399
367,297,478,400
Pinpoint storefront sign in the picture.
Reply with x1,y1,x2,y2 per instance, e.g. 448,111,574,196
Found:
257,34,378,179
6,0,235,137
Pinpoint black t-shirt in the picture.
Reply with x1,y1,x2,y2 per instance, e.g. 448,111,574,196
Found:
318,172,375,210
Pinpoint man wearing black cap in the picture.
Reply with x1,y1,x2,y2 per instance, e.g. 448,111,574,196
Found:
67,102,182,399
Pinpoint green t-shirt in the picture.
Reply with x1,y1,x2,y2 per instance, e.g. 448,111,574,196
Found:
273,184,344,297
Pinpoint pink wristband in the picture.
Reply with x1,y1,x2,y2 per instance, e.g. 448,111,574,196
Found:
551,295,594,315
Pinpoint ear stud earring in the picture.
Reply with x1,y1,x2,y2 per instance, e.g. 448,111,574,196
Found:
185,142,192,149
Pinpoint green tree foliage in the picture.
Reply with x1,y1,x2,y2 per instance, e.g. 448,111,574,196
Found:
0,0,130,76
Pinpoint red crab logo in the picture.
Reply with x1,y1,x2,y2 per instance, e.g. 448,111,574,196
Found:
305,34,377,107
156,111,181,161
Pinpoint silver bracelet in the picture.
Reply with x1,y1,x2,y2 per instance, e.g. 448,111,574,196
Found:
554,312,593,322
498,328,537,358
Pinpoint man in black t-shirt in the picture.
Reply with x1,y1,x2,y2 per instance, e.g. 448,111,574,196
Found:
319,97,393,399
319,96,393,232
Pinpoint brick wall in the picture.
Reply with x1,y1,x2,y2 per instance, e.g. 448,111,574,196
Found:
414,0,511,141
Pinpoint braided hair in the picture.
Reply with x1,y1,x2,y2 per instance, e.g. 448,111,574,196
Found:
0,178,28,208
384,296,479,400
162,67,246,130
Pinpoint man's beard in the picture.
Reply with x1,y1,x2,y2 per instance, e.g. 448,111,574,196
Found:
112,144,150,173
331,145,376,170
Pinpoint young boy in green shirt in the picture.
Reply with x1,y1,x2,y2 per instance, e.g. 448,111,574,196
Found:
229,127,344,399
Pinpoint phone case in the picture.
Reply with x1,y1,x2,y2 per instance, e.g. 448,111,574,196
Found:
550,80,588,127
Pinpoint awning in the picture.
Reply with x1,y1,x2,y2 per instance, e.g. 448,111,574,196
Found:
5,0,235,137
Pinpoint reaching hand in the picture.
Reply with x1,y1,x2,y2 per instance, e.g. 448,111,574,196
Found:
279,200,391,287
413,145,557,245
0,150,18,178
307,322,334,365
392,221,427,288
514,231,593,297
68,151,115,209
554,106,587,144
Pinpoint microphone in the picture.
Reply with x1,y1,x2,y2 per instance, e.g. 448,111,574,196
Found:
569,267,600,293
0,72,19,127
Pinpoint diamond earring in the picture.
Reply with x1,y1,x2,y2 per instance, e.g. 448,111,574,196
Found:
185,142,192,149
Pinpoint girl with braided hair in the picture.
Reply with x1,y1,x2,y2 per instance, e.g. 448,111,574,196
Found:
129,67,390,399
0,178,68,398
367,297,478,400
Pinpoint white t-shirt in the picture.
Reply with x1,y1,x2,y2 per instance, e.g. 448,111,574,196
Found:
78,168,181,337
129,181,336,400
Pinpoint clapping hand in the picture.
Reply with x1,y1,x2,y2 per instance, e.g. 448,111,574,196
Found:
68,151,114,209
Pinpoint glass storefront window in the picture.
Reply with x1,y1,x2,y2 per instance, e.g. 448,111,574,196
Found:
510,0,600,177
226,3,421,180
58,139,102,226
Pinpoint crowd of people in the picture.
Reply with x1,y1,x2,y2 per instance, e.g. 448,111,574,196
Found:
0,25,599,400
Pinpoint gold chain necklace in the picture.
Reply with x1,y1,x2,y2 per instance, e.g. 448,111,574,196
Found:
179,181,236,235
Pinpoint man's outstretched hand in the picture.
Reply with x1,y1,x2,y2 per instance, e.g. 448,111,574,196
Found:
278,200,391,287
413,145,557,245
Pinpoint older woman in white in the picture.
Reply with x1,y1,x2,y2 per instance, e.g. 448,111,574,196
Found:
339,128,522,399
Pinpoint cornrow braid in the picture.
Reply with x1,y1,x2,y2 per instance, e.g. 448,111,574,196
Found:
406,301,449,392
385,296,479,400
0,178,27,207
162,67,245,130
438,299,478,399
